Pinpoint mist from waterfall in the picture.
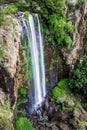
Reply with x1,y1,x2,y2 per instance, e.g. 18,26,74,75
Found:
21,14,46,111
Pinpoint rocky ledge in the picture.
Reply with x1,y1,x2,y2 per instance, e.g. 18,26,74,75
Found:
28,94,87,130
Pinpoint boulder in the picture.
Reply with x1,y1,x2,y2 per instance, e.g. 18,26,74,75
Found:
57,122,70,130
73,106,87,121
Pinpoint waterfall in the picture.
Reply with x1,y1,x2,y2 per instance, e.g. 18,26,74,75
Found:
21,14,46,111
36,14,46,98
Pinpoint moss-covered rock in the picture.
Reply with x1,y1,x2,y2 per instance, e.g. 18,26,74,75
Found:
52,79,70,103
52,78,87,129
15,117,35,130
0,14,21,130
0,88,14,130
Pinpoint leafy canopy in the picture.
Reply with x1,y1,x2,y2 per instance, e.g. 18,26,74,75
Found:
69,59,87,96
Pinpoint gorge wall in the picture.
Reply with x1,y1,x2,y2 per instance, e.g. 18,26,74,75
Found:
0,15,21,130
0,0,87,129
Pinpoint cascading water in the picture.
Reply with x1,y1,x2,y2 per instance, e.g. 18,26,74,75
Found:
36,14,46,98
21,14,46,111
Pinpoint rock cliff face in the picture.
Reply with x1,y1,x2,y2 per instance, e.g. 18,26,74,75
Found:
62,1,87,73
0,15,21,78
45,43,69,89
0,15,21,129
45,1,87,84
0,15,21,96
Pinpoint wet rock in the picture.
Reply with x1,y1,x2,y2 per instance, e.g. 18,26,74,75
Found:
51,110,68,122
73,106,87,121
0,88,14,130
51,125,59,130
44,101,49,110
43,110,47,117
47,106,56,119
65,98,75,107
57,122,70,130
45,122,57,128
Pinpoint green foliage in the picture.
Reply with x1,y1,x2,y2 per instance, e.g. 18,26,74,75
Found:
15,85,28,118
17,98,28,107
19,86,27,97
75,0,84,9
1,0,74,49
69,59,87,97
5,5,18,14
65,22,75,34
2,0,18,3
0,44,6,58
82,102,87,111
20,0,74,48
62,103,67,111
24,11,29,21
65,35,72,49
48,14,66,44
65,59,70,65
0,98,14,130
52,79,70,103
15,117,35,130
68,2,75,11
0,5,17,26
15,96,28,118
17,3,30,11
18,0,26,3
0,6,5,26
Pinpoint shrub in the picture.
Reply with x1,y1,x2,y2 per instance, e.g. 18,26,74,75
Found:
52,79,70,103
15,117,35,130
5,5,18,14
65,35,72,49
19,86,27,97
0,6,5,26
69,59,87,96
0,93,14,130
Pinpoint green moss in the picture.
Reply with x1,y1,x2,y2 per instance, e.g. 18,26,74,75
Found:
24,11,29,21
52,79,70,103
15,85,28,118
0,5,18,26
49,56,59,71
15,117,35,130
5,5,18,14
62,103,67,111
65,58,70,65
65,35,72,49
19,86,27,97
0,95,14,130
0,44,6,59
0,6,5,26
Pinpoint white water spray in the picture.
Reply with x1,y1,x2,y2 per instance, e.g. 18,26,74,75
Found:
21,14,46,110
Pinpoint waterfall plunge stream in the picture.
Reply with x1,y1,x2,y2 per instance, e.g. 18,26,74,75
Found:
21,14,46,111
